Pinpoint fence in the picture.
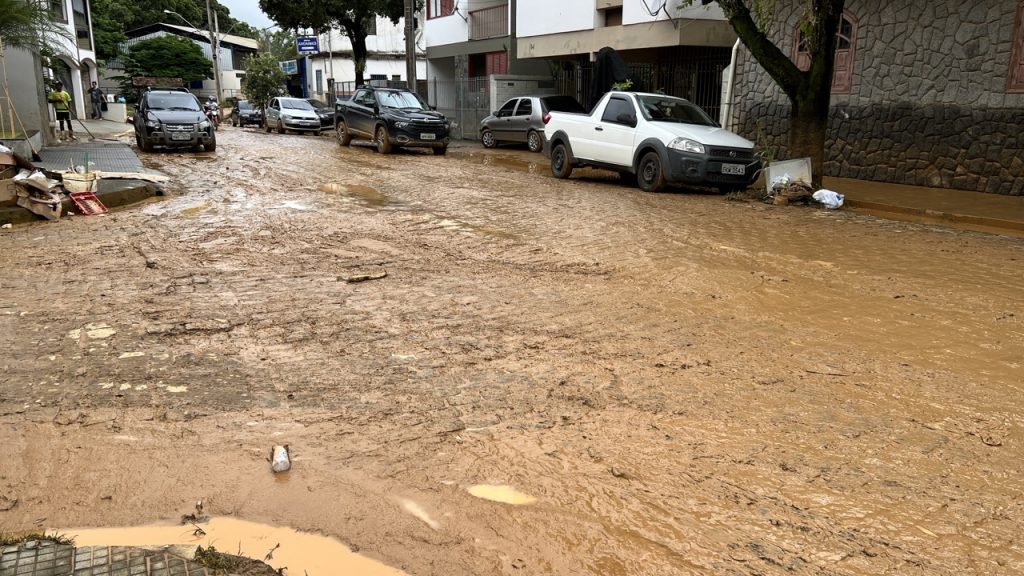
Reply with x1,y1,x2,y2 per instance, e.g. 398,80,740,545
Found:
552,47,732,119
426,77,491,140
469,4,508,41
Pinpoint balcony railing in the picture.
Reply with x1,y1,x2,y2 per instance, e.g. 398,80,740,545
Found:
469,3,508,41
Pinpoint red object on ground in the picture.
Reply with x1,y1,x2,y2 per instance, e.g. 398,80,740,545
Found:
68,191,108,215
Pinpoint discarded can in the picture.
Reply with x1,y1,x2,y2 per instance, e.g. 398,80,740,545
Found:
270,445,291,472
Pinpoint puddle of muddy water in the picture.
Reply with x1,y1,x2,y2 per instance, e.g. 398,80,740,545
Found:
63,517,408,575
467,484,537,505
318,182,393,207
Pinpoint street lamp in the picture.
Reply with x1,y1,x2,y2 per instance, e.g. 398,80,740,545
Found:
163,7,223,102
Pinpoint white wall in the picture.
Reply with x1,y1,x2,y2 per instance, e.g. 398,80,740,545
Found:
304,58,427,97
317,16,422,54
425,13,468,47
516,0,597,38
624,1,726,25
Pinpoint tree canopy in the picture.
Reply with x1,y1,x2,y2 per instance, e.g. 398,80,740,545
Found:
123,35,213,83
258,0,414,85
242,52,287,110
91,0,258,61
257,29,299,63
685,0,846,186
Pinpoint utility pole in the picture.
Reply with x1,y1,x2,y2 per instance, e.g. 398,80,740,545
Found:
205,0,223,102
404,0,416,91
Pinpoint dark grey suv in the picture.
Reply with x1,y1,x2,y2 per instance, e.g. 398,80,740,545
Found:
133,88,216,152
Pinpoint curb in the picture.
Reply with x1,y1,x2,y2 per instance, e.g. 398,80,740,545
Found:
844,198,1024,238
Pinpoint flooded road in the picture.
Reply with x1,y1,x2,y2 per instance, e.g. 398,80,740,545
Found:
1,127,1022,575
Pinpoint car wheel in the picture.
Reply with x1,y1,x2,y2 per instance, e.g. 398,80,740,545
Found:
432,146,447,156
336,120,351,146
375,125,392,154
205,134,217,152
265,120,272,133
481,129,495,148
277,120,286,135
637,151,666,192
527,130,542,153
551,143,573,179
232,117,238,127
134,130,143,149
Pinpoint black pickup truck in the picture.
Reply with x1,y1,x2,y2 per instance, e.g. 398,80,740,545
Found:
334,86,450,155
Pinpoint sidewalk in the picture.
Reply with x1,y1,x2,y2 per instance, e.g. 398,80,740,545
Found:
827,176,1024,238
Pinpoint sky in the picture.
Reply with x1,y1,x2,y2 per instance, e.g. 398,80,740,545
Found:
219,0,276,30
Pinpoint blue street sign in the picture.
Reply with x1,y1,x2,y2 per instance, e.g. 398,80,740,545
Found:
296,36,319,54
280,60,298,75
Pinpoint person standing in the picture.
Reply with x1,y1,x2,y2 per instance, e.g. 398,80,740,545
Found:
88,81,105,120
48,81,76,141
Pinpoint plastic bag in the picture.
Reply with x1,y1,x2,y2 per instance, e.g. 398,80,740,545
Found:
770,173,793,189
812,189,845,209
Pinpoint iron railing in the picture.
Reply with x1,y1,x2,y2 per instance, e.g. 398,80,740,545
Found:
469,3,508,40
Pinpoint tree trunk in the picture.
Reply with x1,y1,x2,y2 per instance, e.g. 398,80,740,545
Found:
347,28,368,87
788,92,829,189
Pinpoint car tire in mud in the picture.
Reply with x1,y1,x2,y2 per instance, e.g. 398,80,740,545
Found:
336,121,351,146
481,129,495,148
433,146,448,156
205,135,217,152
232,117,238,127
527,130,542,153
264,120,272,134
277,120,286,135
551,143,573,179
637,151,665,193
375,125,392,154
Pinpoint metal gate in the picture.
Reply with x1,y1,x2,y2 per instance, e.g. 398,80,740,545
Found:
427,77,490,140
552,47,731,119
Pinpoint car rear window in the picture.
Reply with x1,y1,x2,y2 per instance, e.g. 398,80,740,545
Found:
541,96,586,114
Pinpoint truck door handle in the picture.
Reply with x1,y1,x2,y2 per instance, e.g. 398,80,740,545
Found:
595,127,603,131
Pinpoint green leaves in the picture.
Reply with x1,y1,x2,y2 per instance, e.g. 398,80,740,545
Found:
242,53,287,110
0,0,74,54
124,35,213,83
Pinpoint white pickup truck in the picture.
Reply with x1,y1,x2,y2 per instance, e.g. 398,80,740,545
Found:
543,91,761,192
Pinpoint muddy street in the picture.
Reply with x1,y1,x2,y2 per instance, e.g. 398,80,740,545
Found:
1,126,1022,575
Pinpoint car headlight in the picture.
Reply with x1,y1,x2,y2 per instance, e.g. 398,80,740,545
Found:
199,120,211,129
145,120,159,128
394,121,409,128
667,138,705,154
280,113,292,120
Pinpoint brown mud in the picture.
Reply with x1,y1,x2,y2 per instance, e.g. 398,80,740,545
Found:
1,127,1022,575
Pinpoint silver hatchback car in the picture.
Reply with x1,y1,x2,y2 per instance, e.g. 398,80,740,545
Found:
480,95,586,152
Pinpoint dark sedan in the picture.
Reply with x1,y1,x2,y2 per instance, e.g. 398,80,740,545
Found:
307,98,335,130
230,100,263,127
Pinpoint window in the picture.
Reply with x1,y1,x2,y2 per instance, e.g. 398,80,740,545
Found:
496,99,517,117
315,70,323,94
485,51,508,75
1009,2,1024,93
49,0,66,21
428,0,455,19
601,97,634,124
793,12,857,94
354,90,374,106
515,98,532,116
603,7,623,27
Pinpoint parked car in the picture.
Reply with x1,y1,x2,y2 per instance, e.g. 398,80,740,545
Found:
335,86,450,155
543,91,760,193
133,87,215,152
480,95,586,152
230,99,263,127
306,98,335,130
264,97,322,134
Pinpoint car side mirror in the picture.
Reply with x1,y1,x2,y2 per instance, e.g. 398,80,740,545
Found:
617,113,637,127
430,105,437,111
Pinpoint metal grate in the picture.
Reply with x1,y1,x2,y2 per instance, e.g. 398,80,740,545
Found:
469,3,508,40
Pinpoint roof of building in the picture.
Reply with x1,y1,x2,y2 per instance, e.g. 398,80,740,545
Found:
125,22,260,50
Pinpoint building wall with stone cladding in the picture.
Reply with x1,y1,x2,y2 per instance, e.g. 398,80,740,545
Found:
731,0,1024,195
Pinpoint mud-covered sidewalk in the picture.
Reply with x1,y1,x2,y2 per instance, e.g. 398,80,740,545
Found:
1,127,1022,575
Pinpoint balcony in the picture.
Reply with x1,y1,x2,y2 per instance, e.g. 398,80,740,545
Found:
469,3,508,41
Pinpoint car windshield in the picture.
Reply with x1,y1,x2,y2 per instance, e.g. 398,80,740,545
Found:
147,93,200,111
542,96,585,114
307,99,326,108
376,91,426,110
237,101,252,110
637,95,716,126
281,99,315,110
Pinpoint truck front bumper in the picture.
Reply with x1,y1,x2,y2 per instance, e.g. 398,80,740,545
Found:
665,150,761,188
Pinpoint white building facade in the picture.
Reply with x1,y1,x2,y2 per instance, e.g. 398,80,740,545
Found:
303,16,426,100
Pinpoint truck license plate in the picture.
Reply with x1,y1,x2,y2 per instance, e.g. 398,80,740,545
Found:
170,133,191,141
420,133,436,140
721,163,745,175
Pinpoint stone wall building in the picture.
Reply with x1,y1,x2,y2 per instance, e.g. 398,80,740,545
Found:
729,0,1024,195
